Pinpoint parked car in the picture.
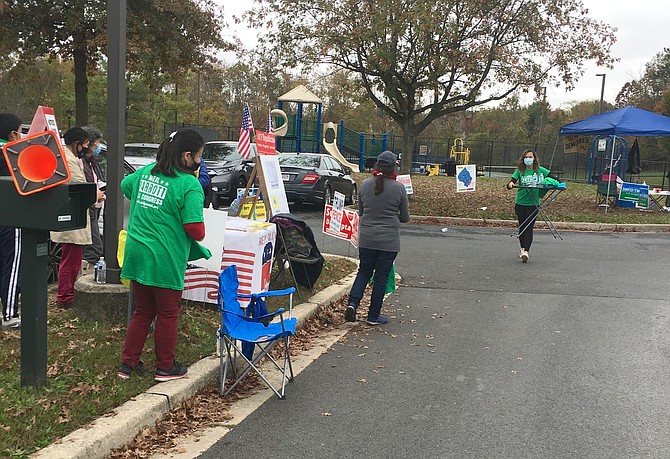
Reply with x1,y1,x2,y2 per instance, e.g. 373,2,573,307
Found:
202,141,257,209
278,152,357,207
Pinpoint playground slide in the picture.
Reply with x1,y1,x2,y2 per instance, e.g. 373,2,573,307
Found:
322,122,360,172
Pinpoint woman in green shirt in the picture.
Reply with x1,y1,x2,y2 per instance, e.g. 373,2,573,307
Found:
506,149,550,263
118,129,210,382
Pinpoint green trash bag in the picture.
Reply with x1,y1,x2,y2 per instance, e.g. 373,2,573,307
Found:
370,263,396,294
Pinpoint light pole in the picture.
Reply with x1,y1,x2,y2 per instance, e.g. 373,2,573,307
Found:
538,86,547,146
596,73,606,114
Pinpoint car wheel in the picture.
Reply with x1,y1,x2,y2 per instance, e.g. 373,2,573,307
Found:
323,184,333,208
47,241,61,284
211,193,220,210
347,183,358,206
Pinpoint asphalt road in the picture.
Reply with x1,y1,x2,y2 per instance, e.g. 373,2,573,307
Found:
200,208,670,458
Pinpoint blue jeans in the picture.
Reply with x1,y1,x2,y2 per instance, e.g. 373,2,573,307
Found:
348,248,397,320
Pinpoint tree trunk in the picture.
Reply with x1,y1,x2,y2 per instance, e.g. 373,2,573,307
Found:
400,128,416,175
73,46,88,126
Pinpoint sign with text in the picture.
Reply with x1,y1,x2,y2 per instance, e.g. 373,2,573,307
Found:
396,174,414,194
258,154,290,215
255,131,277,155
323,204,359,247
564,135,591,154
619,182,649,208
330,191,346,234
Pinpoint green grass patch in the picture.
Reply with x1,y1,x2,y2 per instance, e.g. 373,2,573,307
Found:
0,256,356,458
368,174,670,225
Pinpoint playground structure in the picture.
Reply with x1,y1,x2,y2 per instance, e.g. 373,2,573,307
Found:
450,138,470,165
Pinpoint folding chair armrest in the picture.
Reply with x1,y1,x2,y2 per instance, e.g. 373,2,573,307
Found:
252,287,296,298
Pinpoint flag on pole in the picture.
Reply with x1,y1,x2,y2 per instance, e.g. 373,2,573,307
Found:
266,110,273,133
238,103,254,160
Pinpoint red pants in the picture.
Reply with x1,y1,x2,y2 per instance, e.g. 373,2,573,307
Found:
121,281,182,371
56,243,83,305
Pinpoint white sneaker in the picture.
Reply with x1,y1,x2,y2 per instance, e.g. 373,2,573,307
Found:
1,317,20,330
521,250,529,263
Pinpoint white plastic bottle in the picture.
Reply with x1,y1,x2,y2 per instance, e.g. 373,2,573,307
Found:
531,173,538,186
96,257,107,284
538,173,544,185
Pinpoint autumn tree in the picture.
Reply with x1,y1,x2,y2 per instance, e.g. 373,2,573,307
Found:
616,48,670,112
0,0,229,126
251,0,616,172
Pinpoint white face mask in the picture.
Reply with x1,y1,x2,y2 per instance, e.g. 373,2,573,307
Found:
523,158,534,167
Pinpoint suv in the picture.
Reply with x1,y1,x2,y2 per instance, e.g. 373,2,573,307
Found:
202,141,257,208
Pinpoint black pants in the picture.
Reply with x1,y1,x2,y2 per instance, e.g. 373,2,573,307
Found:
0,225,21,320
515,204,538,251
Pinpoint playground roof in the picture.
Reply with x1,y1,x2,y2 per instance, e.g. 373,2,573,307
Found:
559,106,670,137
278,85,322,104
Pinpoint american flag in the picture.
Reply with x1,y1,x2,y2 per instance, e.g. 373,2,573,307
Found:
238,103,254,160
266,110,273,133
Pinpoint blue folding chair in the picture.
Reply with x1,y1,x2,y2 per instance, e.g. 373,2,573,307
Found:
217,265,297,399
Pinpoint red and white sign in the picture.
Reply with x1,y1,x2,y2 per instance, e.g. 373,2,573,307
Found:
27,106,60,137
183,217,276,305
323,204,359,248
255,131,277,155
396,174,413,194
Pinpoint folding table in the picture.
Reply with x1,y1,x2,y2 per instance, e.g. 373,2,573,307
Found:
511,183,566,241
648,190,670,210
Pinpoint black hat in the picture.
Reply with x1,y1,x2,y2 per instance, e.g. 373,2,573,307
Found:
377,150,396,165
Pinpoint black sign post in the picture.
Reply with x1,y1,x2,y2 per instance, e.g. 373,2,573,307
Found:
0,177,95,387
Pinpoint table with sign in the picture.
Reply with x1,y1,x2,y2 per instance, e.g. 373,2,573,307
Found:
182,217,276,306
511,183,566,240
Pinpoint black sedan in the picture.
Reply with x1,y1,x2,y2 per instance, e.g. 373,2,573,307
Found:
278,153,357,207
203,141,257,208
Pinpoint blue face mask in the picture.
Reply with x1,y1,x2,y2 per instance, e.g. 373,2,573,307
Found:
523,157,534,167
93,145,102,156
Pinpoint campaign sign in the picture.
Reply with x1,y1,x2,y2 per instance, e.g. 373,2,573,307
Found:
256,131,277,155
396,174,413,194
619,182,649,208
323,204,359,246
330,191,346,234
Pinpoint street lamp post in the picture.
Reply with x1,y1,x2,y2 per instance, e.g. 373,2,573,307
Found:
596,73,606,114
538,86,547,146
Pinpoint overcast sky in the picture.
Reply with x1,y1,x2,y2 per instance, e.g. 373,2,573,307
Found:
216,0,669,109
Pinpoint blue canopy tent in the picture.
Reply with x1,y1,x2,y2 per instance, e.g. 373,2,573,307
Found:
559,106,670,184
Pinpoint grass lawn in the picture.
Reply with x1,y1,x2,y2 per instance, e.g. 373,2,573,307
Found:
394,174,670,225
0,256,356,459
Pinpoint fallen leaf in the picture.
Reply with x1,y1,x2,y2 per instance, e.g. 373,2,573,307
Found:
357,378,367,383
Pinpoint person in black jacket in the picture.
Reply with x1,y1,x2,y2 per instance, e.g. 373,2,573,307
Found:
0,113,23,330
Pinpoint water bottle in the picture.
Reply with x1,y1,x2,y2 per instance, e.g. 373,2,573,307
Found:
538,173,544,185
95,257,107,284
93,260,100,282
531,173,538,187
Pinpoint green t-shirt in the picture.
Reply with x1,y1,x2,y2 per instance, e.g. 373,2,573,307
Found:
121,163,206,290
511,166,550,206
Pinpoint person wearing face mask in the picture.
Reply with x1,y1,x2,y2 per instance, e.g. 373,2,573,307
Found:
50,127,94,306
81,126,106,272
0,113,23,330
506,149,551,263
117,129,211,382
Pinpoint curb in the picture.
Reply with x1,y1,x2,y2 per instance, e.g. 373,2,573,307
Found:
32,258,358,459
411,215,670,233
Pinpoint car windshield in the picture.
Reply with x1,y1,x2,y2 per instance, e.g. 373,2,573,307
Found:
278,155,320,168
124,145,158,157
203,143,244,161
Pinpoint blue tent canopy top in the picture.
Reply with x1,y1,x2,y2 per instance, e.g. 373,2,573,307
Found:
559,106,670,137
